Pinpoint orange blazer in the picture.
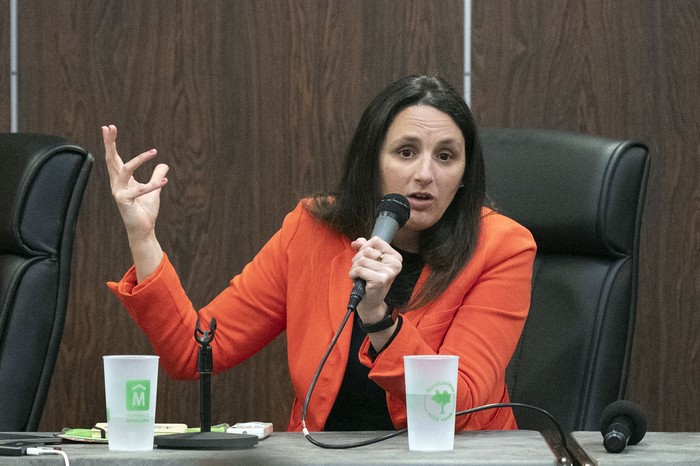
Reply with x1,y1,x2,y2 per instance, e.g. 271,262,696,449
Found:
108,201,536,432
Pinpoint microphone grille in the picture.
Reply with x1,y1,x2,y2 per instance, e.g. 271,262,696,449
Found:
600,400,647,445
377,194,411,227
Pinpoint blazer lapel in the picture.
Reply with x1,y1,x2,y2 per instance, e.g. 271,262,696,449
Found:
328,248,355,345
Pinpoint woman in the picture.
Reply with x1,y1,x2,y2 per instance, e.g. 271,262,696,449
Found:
104,75,536,432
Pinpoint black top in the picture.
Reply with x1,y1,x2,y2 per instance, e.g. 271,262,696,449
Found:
324,249,425,431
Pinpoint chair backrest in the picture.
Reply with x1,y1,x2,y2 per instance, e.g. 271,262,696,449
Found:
0,133,93,431
480,128,650,432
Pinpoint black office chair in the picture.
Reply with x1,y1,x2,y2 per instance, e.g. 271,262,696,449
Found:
480,128,650,433
0,133,93,431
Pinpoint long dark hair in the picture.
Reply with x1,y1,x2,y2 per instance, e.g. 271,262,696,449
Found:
307,75,486,310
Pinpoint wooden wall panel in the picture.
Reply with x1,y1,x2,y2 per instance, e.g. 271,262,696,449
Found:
18,0,462,431
473,0,700,431
0,0,9,132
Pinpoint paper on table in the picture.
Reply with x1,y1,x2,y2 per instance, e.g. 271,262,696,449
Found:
91,422,188,439
59,423,229,443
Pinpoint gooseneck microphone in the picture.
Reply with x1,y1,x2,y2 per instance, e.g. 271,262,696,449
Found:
600,400,647,453
347,193,410,311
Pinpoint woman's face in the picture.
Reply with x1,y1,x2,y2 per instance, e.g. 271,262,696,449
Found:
379,104,466,251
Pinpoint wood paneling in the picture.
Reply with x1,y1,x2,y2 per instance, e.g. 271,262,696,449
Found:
18,0,462,431
0,0,9,131
473,0,700,431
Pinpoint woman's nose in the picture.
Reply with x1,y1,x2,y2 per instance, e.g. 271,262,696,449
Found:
414,154,435,183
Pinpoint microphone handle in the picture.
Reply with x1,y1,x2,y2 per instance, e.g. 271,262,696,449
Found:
370,212,402,243
604,416,633,453
348,280,366,310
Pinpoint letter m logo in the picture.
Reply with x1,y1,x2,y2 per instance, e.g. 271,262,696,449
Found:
126,380,150,411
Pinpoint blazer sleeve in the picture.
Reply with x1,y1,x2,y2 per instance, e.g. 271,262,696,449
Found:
106,203,307,379
359,213,536,430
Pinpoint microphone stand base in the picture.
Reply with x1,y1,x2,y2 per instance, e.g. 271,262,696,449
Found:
154,431,258,450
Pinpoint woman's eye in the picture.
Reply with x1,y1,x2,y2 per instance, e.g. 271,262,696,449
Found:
437,152,453,162
399,149,413,158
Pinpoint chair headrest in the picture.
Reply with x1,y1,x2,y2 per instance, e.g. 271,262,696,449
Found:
481,128,650,257
0,133,90,256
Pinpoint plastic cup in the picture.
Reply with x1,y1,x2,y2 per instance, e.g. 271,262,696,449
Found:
103,355,159,451
404,355,459,451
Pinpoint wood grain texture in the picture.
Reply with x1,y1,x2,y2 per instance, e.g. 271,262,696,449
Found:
473,0,700,431
0,0,9,132
18,0,463,431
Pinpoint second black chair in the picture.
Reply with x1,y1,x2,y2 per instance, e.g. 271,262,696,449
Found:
480,127,650,432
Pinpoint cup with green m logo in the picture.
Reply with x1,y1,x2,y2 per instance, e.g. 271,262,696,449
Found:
103,355,159,451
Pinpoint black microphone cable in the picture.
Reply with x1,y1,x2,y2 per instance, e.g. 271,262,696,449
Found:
300,307,405,448
300,306,568,450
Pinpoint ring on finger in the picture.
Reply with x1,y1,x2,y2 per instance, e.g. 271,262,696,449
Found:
376,252,385,262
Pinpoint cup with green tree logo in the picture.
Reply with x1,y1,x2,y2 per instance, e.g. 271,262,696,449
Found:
404,355,459,451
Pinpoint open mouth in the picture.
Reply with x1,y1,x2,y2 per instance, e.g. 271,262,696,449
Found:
407,193,434,209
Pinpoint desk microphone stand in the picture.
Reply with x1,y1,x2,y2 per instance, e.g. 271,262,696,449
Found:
154,317,258,450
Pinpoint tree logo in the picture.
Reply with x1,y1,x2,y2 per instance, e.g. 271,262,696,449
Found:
423,381,456,421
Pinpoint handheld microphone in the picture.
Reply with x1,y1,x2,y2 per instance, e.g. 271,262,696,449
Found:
347,193,410,310
600,400,647,453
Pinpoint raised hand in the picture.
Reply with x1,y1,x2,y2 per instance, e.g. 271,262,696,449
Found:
102,125,168,239
102,124,169,281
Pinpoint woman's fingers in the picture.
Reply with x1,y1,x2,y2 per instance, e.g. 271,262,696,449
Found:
110,150,163,204
352,238,401,265
101,124,117,148
144,163,169,192
102,124,157,180
112,163,168,206
352,255,401,287
102,125,124,175
102,124,167,200
117,149,159,186
349,237,402,284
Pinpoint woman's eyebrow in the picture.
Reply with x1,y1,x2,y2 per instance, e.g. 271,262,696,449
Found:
387,135,464,151
389,135,421,146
